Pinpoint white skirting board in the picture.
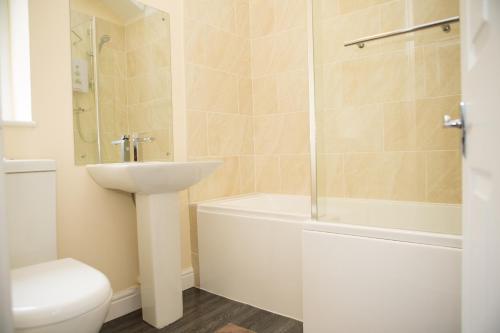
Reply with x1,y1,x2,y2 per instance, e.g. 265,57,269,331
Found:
105,267,195,322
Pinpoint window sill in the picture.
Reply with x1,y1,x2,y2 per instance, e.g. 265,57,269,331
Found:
2,120,37,128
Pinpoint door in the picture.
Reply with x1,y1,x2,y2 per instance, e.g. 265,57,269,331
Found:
461,1,500,332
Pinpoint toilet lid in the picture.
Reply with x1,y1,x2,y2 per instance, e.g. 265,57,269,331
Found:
12,258,112,329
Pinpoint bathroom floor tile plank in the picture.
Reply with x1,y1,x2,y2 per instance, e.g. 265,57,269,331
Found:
235,307,301,333
100,288,302,333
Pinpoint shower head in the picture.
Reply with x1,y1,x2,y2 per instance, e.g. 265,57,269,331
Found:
98,35,112,52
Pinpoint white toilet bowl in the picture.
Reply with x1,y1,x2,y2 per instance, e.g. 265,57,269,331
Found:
12,258,112,333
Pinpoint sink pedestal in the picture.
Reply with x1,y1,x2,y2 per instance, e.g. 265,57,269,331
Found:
85,161,222,329
135,192,182,328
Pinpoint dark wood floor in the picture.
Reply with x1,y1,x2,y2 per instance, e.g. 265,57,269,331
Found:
100,288,303,333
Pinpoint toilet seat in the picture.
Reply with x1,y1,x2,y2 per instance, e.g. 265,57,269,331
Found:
12,258,112,330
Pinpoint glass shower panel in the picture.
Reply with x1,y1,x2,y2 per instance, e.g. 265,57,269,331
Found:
312,0,462,234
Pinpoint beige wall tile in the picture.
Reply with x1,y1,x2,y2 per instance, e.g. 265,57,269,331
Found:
254,112,309,155
235,0,250,37
412,0,459,25
186,65,239,113
317,154,345,197
417,42,461,98
187,111,208,157
189,156,241,201
252,76,278,115
184,19,208,65
314,0,339,20
207,113,253,156
381,0,406,31
426,151,462,203
344,152,426,201
322,63,343,110
251,35,276,77
280,155,311,195
205,27,250,75
383,101,417,151
277,70,309,113
238,78,253,115
338,0,391,15
273,27,308,73
185,0,236,33
250,0,275,38
255,156,281,193
322,105,383,153
274,0,307,32
239,156,256,193
342,50,413,106
253,114,282,154
251,27,307,77
277,112,310,154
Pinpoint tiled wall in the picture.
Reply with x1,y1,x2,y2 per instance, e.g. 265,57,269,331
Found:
184,0,312,201
184,0,255,202
250,0,311,195
183,0,254,284
314,0,462,207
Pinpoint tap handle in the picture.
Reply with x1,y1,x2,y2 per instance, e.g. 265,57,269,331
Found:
112,135,130,145
111,134,131,162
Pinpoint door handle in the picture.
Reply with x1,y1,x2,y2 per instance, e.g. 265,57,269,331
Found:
443,114,463,128
443,102,466,157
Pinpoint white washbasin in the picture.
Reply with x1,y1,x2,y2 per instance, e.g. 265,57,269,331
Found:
85,160,222,328
86,161,222,194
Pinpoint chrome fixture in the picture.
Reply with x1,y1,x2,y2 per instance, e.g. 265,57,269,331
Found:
344,16,460,48
112,135,131,162
132,135,155,162
98,34,111,52
71,30,83,45
443,102,467,156
443,115,463,129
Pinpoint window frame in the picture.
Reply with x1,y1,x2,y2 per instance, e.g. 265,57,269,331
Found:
0,0,34,126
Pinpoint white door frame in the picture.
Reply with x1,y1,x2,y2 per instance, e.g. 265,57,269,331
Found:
0,112,14,333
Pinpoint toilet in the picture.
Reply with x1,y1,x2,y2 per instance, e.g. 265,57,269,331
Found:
5,159,113,333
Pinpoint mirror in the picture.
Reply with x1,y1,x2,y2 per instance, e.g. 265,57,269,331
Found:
70,0,173,164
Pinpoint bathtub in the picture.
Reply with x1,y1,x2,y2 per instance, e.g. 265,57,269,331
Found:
197,194,308,320
197,193,462,331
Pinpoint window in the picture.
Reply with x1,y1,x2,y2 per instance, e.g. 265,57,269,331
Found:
0,0,33,125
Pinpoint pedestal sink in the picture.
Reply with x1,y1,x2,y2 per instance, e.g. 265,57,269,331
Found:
86,161,222,328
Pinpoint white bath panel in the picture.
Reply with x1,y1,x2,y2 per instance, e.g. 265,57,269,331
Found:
197,194,307,320
302,230,461,333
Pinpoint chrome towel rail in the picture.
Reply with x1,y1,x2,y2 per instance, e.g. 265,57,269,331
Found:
344,16,460,48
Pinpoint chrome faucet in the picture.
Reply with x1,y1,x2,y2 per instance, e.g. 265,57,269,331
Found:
131,135,155,162
111,135,131,162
